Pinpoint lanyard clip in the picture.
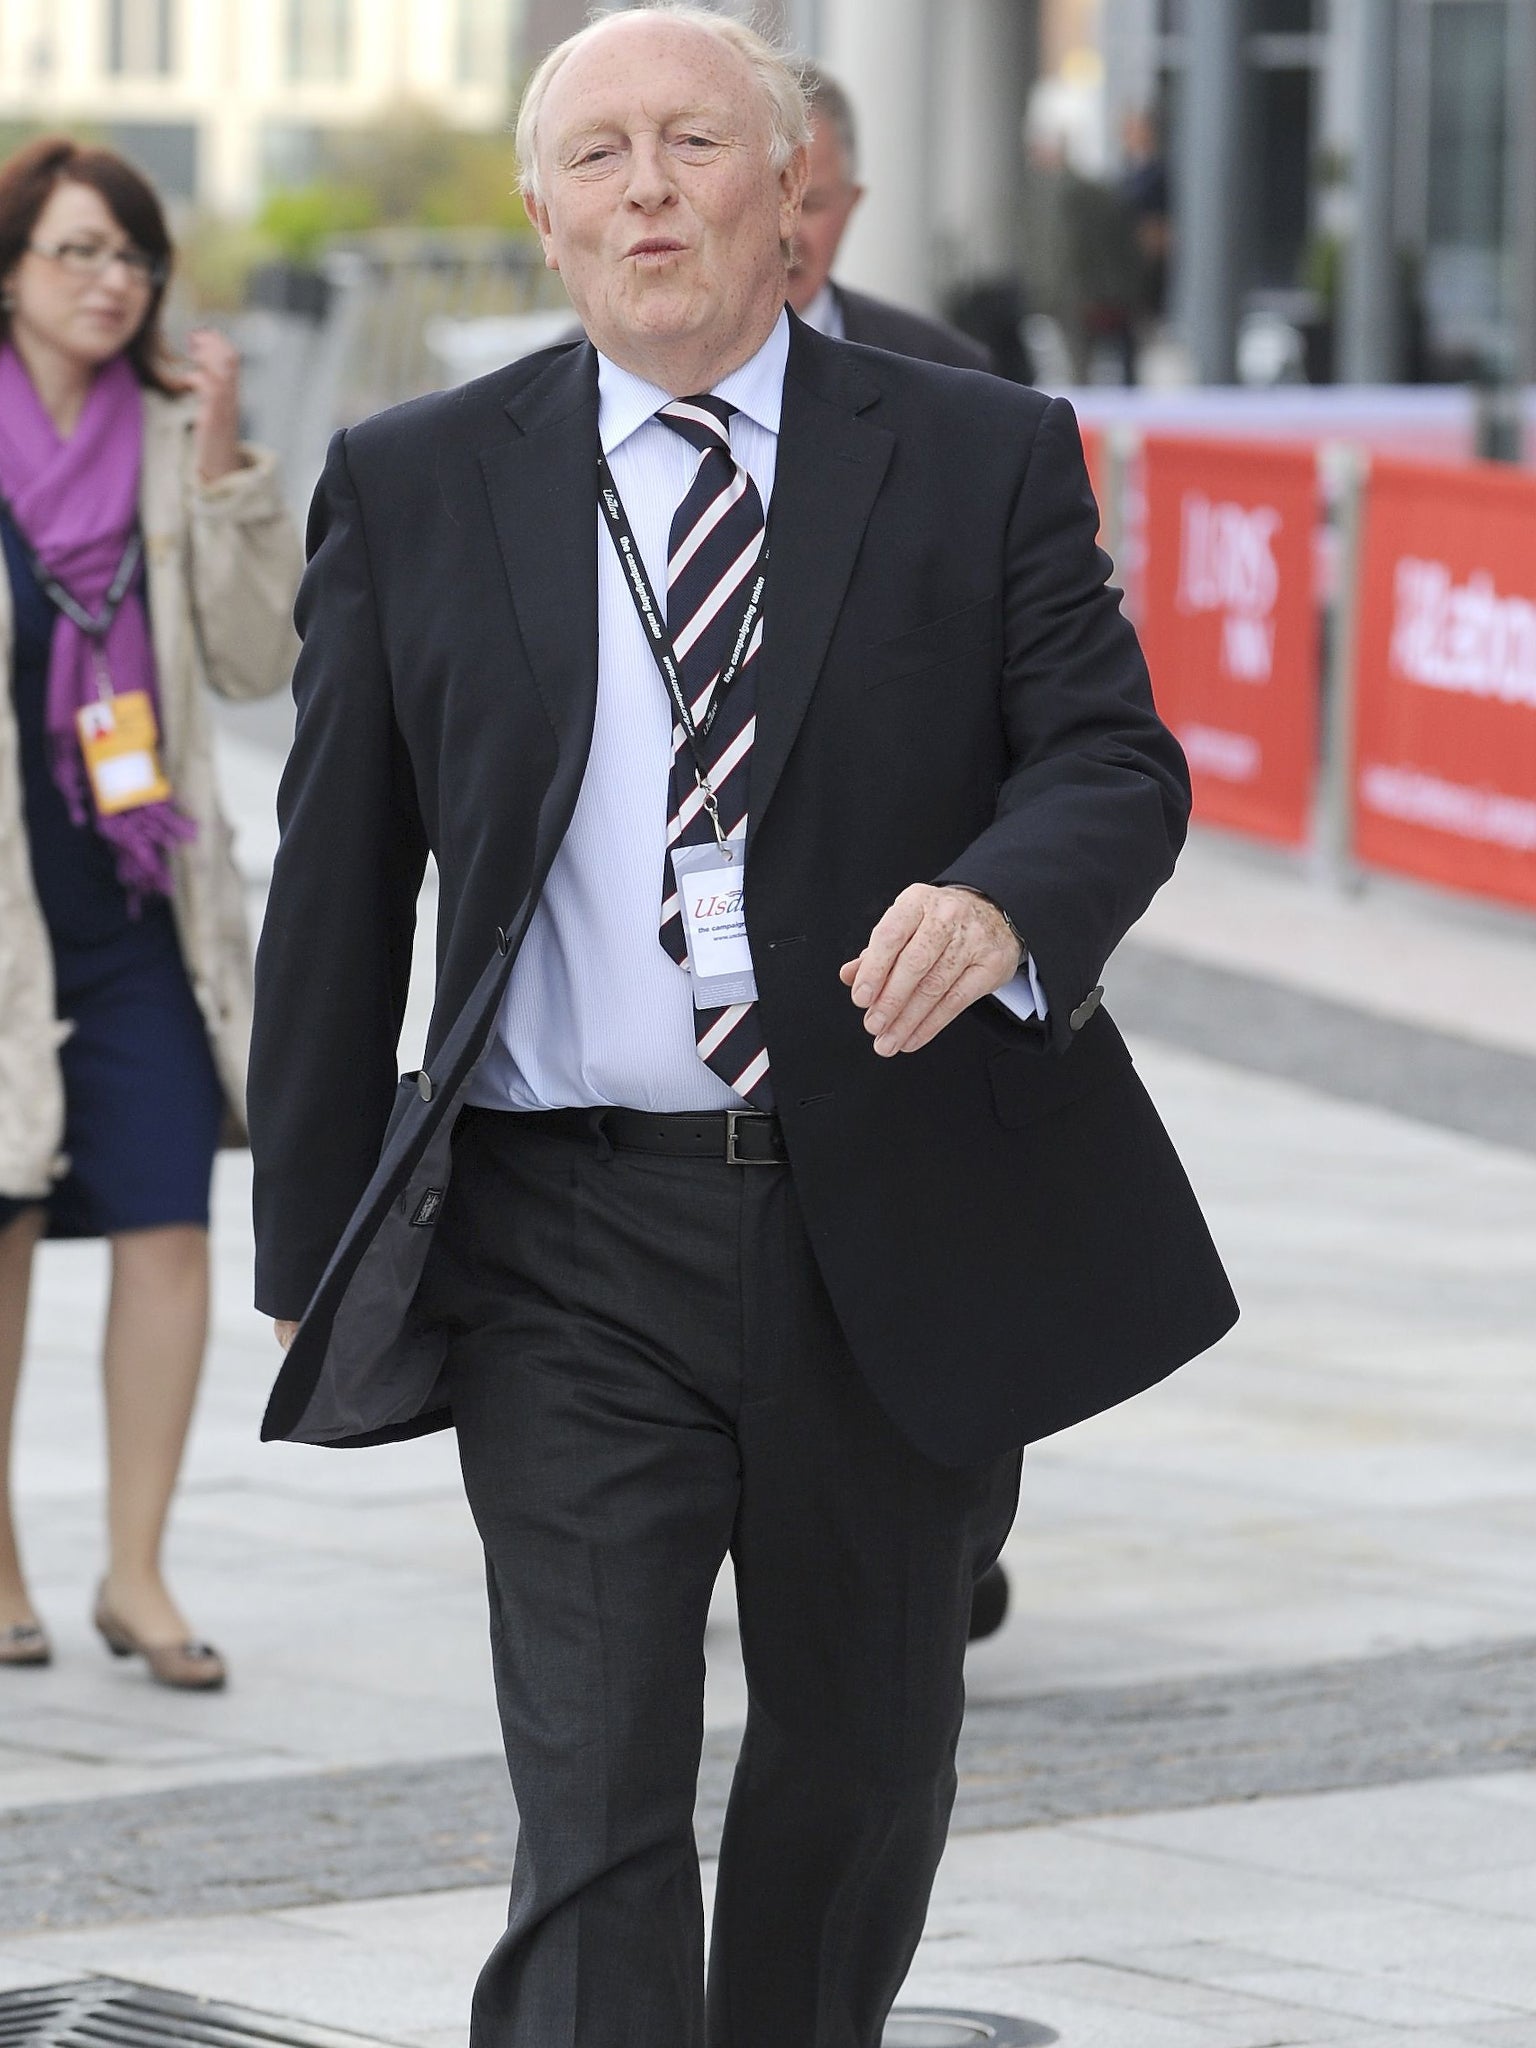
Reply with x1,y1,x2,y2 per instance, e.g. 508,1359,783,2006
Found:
697,776,730,855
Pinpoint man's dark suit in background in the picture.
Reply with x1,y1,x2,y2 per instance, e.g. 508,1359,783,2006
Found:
831,281,994,374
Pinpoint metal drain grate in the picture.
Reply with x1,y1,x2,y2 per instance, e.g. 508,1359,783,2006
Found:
885,2014,1056,2047
0,1983,1052,2048
0,1981,393,2048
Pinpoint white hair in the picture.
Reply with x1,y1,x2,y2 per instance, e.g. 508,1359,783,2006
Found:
516,3,811,207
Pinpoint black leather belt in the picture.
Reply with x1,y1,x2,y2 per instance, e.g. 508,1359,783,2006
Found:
506,1105,788,1166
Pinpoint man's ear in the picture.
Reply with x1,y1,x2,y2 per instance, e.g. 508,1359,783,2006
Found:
778,143,811,243
524,190,560,272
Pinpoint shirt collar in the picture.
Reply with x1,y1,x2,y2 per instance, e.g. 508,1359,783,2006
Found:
798,282,842,339
597,307,790,457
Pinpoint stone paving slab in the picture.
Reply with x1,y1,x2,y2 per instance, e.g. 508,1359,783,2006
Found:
1107,941,1536,1156
5,1775,1535,2048
1126,828,1536,1063
5,1633,1536,1937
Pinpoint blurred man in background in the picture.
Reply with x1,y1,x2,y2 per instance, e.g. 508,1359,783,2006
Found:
788,64,993,375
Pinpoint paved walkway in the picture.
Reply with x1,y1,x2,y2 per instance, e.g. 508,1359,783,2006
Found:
1,724,1533,2046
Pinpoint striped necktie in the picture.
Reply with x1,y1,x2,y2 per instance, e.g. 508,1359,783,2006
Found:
655,394,772,1109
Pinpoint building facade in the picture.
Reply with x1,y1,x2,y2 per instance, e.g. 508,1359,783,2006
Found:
0,0,521,214
1101,0,1536,384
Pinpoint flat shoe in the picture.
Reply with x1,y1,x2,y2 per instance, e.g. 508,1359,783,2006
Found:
93,1589,227,1691
0,1620,51,1667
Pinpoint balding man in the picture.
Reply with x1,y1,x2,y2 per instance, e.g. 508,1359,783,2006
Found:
250,7,1236,2043
789,63,993,374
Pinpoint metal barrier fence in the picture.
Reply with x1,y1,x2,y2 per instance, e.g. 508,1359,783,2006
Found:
235,230,571,525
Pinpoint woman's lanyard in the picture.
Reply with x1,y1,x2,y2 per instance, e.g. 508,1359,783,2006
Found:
0,490,142,697
597,451,769,852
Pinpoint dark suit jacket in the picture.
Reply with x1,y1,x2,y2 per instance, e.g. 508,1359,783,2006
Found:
832,284,995,374
251,314,1236,1463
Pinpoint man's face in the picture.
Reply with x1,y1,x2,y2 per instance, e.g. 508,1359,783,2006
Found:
785,117,863,315
527,17,806,380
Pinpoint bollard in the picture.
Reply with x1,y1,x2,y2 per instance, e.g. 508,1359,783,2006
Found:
1472,369,1526,465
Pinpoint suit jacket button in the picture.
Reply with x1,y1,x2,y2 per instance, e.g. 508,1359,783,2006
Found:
1069,986,1104,1032
418,1072,434,1102
495,926,509,955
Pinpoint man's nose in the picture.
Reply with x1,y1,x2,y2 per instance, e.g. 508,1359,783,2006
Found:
624,136,677,210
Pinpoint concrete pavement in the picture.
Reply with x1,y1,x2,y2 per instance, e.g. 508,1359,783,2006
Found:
0,725,1533,2046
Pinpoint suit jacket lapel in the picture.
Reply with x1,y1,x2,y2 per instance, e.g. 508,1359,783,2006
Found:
750,320,892,833
477,343,600,764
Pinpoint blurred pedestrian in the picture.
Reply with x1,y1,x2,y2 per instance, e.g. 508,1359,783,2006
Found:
1120,109,1171,322
792,61,1012,1643
251,7,1235,2041
0,138,300,1684
1020,123,1141,384
1115,107,1171,381
789,63,994,373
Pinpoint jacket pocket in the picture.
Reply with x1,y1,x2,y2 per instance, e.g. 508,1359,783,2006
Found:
862,593,998,689
987,1011,1132,1130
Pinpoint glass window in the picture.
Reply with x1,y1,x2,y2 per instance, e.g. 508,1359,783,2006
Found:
261,121,325,189
105,119,197,200
285,0,352,84
1253,0,1316,30
105,0,175,78
1426,0,1508,250
1253,63,1314,286
456,0,509,87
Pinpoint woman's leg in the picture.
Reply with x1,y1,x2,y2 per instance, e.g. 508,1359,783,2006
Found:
100,1224,210,1644
0,1208,47,1630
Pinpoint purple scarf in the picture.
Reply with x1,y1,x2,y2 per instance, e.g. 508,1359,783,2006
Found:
0,344,194,906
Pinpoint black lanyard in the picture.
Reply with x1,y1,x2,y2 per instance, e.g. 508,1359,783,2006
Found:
0,490,142,652
597,451,769,845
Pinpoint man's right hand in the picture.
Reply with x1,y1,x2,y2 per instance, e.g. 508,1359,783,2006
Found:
274,1320,299,1350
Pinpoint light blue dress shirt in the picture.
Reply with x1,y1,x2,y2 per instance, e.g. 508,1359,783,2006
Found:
798,282,845,340
470,310,1043,1115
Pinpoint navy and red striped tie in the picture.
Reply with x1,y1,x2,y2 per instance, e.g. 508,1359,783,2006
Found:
655,395,772,1108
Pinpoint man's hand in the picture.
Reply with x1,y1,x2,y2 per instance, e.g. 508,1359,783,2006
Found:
840,884,1023,1057
274,1320,299,1351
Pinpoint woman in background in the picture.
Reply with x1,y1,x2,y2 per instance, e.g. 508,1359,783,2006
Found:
0,138,299,1687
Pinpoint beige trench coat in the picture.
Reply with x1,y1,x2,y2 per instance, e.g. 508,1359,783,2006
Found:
0,386,301,1204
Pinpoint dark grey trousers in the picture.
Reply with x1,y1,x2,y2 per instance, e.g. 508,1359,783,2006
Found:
423,1108,1021,2048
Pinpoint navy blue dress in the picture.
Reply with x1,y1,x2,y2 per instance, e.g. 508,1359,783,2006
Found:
1,510,224,1239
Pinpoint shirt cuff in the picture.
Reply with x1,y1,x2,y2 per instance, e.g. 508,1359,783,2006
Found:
990,953,1049,1024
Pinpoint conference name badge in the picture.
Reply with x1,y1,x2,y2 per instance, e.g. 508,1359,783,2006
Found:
671,837,759,1010
76,692,173,817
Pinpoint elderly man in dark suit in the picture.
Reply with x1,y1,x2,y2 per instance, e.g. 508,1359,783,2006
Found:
250,6,1236,2044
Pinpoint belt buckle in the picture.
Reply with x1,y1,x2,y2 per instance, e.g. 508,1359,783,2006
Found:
725,1109,774,1166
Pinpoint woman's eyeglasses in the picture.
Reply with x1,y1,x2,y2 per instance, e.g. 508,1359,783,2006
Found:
27,239,167,290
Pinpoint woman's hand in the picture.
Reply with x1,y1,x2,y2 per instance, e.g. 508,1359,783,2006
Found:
185,328,246,486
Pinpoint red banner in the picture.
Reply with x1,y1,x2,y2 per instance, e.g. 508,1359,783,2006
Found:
1080,422,1107,535
1351,458,1536,910
1140,436,1320,845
